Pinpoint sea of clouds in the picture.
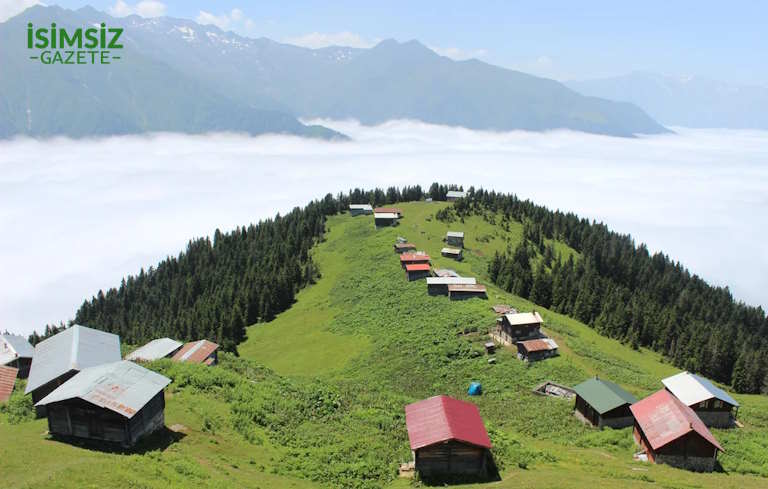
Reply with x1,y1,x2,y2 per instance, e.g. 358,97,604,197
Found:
1,120,767,336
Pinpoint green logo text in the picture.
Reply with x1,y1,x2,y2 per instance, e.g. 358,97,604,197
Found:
27,22,124,65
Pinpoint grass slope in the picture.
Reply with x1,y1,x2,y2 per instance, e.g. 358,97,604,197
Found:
2,200,767,489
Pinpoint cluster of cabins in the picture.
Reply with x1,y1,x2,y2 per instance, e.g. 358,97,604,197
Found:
1,326,219,448
490,308,559,362
348,204,404,227
572,371,740,472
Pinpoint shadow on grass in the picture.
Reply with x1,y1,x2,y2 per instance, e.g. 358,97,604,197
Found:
45,425,186,454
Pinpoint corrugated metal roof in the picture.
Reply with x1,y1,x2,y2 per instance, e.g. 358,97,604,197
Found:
25,325,121,394
125,338,183,362
374,207,402,214
630,389,723,452
447,284,487,293
572,377,637,414
446,231,465,238
0,365,18,403
405,395,491,450
518,338,558,352
446,191,467,198
662,371,739,408
349,204,372,210
0,334,34,360
492,305,517,314
441,247,462,255
405,263,431,272
427,277,476,285
502,311,544,326
394,243,416,249
172,340,219,364
374,212,399,219
400,253,430,262
35,360,171,419
433,268,459,277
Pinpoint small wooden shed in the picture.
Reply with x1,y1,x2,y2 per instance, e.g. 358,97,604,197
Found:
662,371,739,428
441,247,463,260
394,242,417,254
405,263,432,281
374,207,403,217
400,253,430,269
631,389,723,472
0,334,34,379
516,338,558,362
374,212,399,227
36,360,171,448
426,277,476,295
445,231,465,248
447,284,487,300
572,377,637,428
405,395,492,479
349,204,373,216
495,311,543,344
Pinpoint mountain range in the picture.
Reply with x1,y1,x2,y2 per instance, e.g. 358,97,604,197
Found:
0,5,669,139
567,72,768,129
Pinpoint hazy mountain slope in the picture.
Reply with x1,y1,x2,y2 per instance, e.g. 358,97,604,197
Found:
567,72,768,129
1,6,667,138
0,6,342,139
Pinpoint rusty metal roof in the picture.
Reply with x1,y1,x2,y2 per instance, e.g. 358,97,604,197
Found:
630,389,723,452
400,253,430,262
518,338,558,352
35,360,170,419
25,325,121,395
0,365,18,403
405,395,491,450
433,268,459,278
394,242,416,249
405,263,431,272
172,340,219,364
125,338,183,362
447,284,487,293
374,207,402,214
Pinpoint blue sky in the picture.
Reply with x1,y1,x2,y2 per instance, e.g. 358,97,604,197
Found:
6,1,767,84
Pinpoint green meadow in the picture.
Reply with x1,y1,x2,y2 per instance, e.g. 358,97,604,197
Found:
2,201,767,489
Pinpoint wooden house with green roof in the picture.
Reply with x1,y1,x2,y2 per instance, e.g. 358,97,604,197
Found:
573,377,637,429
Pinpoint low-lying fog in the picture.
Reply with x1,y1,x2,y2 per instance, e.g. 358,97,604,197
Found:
2,120,766,335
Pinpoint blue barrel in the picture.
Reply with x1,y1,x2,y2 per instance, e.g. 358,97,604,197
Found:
468,382,482,396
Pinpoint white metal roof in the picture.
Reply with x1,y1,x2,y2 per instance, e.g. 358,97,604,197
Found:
661,371,739,407
0,334,34,361
446,190,467,198
35,360,171,419
426,277,476,285
441,247,462,254
374,212,399,219
25,325,121,394
433,268,459,277
502,311,544,326
446,231,464,238
349,204,372,210
125,338,183,362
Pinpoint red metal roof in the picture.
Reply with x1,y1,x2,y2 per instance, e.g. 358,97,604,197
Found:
405,263,431,272
518,339,557,352
375,207,402,214
400,253,430,262
630,389,723,452
405,395,492,450
0,365,18,403
172,340,219,364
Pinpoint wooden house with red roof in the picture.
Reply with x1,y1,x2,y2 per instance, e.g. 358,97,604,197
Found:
405,395,493,478
405,263,432,281
630,389,723,472
399,253,430,269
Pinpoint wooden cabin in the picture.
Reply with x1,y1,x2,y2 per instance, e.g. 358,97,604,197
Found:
405,263,432,281
426,277,476,295
446,190,467,201
25,325,121,416
400,253,430,269
444,231,464,248
516,338,558,362
36,360,171,448
405,395,492,479
441,247,463,260
125,338,183,362
572,377,637,428
447,284,487,300
0,334,34,379
0,365,18,403
349,204,373,216
374,207,403,218
374,212,399,227
394,242,417,254
495,311,543,344
662,371,739,428
631,389,723,472
172,340,219,366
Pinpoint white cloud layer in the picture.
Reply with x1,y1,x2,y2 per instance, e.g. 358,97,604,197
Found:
109,0,166,18
284,31,378,49
196,8,254,33
1,122,766,336
0,0,39,23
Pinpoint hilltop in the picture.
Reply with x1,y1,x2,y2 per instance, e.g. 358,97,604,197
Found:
2,198,768,489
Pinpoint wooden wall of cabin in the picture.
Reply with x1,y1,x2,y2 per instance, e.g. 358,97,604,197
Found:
415,441,487,477
32,370,78,417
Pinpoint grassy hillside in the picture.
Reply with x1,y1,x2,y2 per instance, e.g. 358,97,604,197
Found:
2,200,767,488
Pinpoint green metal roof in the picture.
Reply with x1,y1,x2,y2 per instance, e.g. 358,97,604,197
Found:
572,377,637,414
